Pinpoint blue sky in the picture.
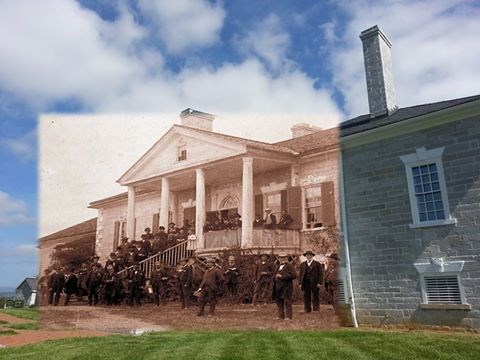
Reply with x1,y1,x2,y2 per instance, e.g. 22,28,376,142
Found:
1,0,479,288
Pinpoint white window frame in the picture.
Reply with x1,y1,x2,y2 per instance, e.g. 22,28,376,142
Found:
414,258,470,309
177,144,187,162
303,184,323,230
400,147,456,229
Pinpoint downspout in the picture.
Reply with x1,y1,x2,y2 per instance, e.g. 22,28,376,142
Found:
339,150,358,328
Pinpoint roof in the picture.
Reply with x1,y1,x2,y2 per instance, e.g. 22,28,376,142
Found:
276,127,339,155
276,94,480,155
89,189,152,208
39,218,97,242
17,278,37,291
174,124,298,155
339,94,480,137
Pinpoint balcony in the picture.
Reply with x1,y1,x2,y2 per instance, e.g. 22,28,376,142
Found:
202,228,300,254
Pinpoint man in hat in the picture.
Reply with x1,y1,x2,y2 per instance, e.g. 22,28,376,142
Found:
64,267,78,306
299,249,324,313
324,253,340,306
252,253,274,305
47,268,65,306
177,257,194,309
86,263,103,306
197,257,224,316
252,214,264,228
263,208,277,229
127,262,145,306
277,210,294,229
151,261,169,306
272,252,297,320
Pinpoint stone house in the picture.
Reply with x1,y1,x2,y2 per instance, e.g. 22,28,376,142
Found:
338,26,480,329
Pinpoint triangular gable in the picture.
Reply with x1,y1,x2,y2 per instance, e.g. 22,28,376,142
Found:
118,126,247,185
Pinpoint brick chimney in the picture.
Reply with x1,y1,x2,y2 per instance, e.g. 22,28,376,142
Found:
180,108,214,131
360,25,397,118
291,123,322,138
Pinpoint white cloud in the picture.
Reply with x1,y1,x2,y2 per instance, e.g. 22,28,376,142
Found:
1,129,37,161
0,191,32,226
328,0,480,117
235,14,291,71
137,0,226,54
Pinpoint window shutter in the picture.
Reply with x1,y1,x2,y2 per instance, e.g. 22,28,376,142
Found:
152,213,159,232
113,221,120,251
321,181,335,226
287,186,302,229
254,194,263,218
424,275,462,304
280,190,288,212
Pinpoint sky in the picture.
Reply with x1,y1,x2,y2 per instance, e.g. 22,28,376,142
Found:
1,0,479,288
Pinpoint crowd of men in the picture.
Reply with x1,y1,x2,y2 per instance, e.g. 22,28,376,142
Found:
43,226,339,320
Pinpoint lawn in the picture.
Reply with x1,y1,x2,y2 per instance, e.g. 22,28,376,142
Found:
1,329,479,360
0,308,39,321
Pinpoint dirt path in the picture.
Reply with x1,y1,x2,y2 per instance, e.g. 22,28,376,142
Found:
1,303,341,348
0,313,33,325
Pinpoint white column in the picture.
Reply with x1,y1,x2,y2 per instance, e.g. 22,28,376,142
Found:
195,168,206,249
241,157,254,247
159,177,170,228
127,186,136,240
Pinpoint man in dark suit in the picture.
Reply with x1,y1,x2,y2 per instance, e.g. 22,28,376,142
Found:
272,252,297,320
48,268,65,306
263,208,277,229
196,257,224,316
299,249,324,313
151,261,169,306
252,253,274,305
177,257,194,309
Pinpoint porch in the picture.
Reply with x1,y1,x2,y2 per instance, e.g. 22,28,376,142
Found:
201,228,301,254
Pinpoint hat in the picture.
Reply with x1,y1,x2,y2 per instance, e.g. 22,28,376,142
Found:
328,253,340,261
154,261,162,266
278,252,289,258
121,236,129,241
206,258,215,264
265,208,271,212
259,252,270,258
228,255,235,261
109,252,117,257
92,255,99,260
144,227,151,231
303,249,315,256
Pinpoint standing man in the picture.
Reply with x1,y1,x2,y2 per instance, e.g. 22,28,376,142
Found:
252,253,274,305
177,257,194,309
48,268,65,306
64,267,78,306
127,262,145,306
151,261,169,306
196,258,224,316
299,249,324,313
272,252,297,320
263,208,277,229
224,256,240,300
86,263,103,306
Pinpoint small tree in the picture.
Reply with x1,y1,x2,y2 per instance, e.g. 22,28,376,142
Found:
50,236,95,271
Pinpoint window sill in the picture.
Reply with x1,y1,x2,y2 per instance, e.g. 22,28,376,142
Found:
409,218,457,229
420,303,471,310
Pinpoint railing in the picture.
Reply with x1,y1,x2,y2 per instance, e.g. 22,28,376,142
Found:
252,229,300,248
118,240,189,279
202,229,300,250
204,229,241,248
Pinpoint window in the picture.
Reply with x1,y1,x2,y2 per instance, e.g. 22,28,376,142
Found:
177,144,187,161
266,192,281,218
400,147,456,228
305,186,322,229
414,259,470,309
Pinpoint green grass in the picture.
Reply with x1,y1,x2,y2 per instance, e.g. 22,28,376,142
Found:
4,322,40,330
0,329,17,335
0,308,39,321
1,329,479,359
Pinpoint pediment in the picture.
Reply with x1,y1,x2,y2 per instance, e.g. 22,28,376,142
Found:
118,126,246,185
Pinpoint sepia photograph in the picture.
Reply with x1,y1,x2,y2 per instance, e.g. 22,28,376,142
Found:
1,0,480,359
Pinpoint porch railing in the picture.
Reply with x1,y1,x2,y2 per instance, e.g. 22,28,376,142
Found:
252,229,300,248
203,229,300,249
204,229,241,248
118,240,189,279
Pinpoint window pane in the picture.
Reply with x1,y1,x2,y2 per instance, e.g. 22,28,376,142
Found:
420,165,429,174
426,202,434,211
415,185,423,193
419,204,426,212
434,200,443,210
422,175,430,183
434,192,442,201
423,184,431,192
427,212,436,221
430,173,438,181
414,176,422,185
428,163,437,172
412,167,420,176
436,210,445,219
432,182,440,191
425,193,434,202
416,194,424,204
419,213,427,221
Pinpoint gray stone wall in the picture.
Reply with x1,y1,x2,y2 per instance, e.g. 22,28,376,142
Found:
342,115,480,329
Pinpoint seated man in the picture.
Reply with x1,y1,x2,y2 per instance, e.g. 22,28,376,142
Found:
277,210,294,229
263,208,277,229
253,214,264,228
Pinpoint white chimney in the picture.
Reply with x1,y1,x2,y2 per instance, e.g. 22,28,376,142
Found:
180,108,214,131
360,25,398,118
291,123,322,138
